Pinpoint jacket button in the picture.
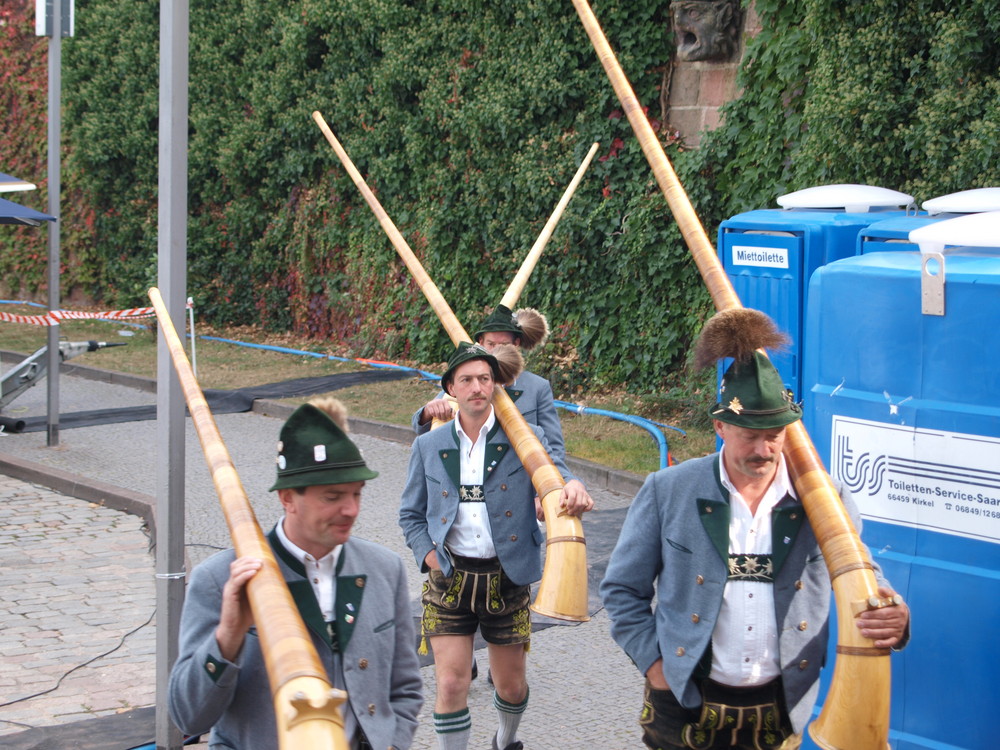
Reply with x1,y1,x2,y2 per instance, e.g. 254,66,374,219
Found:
501,484,508,490
799,660,809,670
691,614,700,623
368,703,376,715
356,577,365,588
696,575,704,585
359,658,369,670
441,517,448,524
510,534,518,542
205,661,216,674
442,491,448,497
675,647,685,656
505,510,512,517
705,506,713,513
790,512,798,520
798,621,808,631
795,580,804,590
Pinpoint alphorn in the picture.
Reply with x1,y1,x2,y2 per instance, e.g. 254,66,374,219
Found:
312,111,589,622
500,140,600,308
430,140,599,430
149,288,349,750
570,2,896,748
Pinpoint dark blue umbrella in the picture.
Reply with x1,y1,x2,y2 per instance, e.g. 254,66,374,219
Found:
0,196,56,226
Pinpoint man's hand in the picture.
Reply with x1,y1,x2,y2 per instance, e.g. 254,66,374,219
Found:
215,557,262,662
559,479,594,516
645,658,670,690
424,549,441,571
417,398,456,425
857,586,910,648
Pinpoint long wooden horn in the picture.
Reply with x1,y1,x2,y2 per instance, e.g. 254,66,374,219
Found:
500,141,600,308
312,111,589,622
570,2,895,748
149,287,349,750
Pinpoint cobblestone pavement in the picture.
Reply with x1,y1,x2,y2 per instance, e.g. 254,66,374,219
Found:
0,368,647,748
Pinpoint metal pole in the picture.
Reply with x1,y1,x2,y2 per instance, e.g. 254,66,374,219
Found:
155,0,189,747
45,0,62,447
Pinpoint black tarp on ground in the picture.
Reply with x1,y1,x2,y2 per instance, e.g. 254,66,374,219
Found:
10,369,414,433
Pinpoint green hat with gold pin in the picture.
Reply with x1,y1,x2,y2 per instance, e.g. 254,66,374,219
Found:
270,398,378,491
439,341,525,391
693,309,802,430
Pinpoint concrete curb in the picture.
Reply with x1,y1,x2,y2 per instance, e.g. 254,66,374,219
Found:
0,356,644,517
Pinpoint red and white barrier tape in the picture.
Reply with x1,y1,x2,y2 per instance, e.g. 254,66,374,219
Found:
0,301,191,327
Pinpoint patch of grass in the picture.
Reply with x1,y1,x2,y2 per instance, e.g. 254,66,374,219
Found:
0,306,717,475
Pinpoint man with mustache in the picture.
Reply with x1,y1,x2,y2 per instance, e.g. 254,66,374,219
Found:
601,309,910,749
399,341,592,750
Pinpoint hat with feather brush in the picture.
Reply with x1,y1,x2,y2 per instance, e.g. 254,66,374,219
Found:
693,308,802,430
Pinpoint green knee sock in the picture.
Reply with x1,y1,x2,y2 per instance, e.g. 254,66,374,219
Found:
494,687,528,748
434,707,471,750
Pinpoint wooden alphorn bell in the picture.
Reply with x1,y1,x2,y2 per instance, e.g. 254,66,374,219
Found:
312,112,590,622
149,288,349,750
570,2,897,747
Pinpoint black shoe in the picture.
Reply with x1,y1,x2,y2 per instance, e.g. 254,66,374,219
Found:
491,735,523,750
471,658,479,680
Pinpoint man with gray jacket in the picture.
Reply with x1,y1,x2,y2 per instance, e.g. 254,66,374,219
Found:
601,310,910,750
400,342,592,750
169,398,423,749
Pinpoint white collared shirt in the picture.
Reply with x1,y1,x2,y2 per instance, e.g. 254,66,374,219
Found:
444,406,498,559
275,518,341,621
709,447,797,686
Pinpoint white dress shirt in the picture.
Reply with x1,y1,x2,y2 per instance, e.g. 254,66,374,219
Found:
709,448,797,686
444,406,498,559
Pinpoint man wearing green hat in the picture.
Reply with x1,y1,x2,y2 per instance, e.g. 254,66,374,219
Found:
413,304,569,465
600,309,910,749
169,398,423,749
400,342,592,750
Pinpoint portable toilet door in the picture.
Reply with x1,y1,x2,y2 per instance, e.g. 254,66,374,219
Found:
801,210,1000,750
717,184,913,401
857,186,1000,255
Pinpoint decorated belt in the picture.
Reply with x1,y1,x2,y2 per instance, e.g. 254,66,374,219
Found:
727,553,774,583
459,484,485,502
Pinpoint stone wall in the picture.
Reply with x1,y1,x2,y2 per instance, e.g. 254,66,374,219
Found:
663,1,762,147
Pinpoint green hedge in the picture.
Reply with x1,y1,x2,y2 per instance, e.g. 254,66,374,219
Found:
2,0,997,393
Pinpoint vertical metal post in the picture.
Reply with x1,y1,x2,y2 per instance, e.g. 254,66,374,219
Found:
155,1,189,748
45,0,62,447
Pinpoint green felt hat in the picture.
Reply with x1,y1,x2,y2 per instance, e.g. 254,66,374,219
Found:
711,351,802,429
440,341,500,391
473,304,520,340
270,403,378,491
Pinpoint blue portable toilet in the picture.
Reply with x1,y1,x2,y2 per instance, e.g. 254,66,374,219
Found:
717,184,914,400
858,187,1000,255
801,210,1000,750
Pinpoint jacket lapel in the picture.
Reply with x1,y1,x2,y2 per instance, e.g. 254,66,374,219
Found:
334,547,365,653
697,455,731,566
770,498,806,576
267,527,330,646
438,423,462,491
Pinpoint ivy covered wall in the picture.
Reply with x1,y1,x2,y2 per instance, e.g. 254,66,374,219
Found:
1,0,997,393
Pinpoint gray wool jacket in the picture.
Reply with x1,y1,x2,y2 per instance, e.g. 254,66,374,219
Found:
600,453,906,733
168,530,423,749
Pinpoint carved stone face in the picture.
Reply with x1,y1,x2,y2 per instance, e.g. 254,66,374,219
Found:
670,0,739,62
